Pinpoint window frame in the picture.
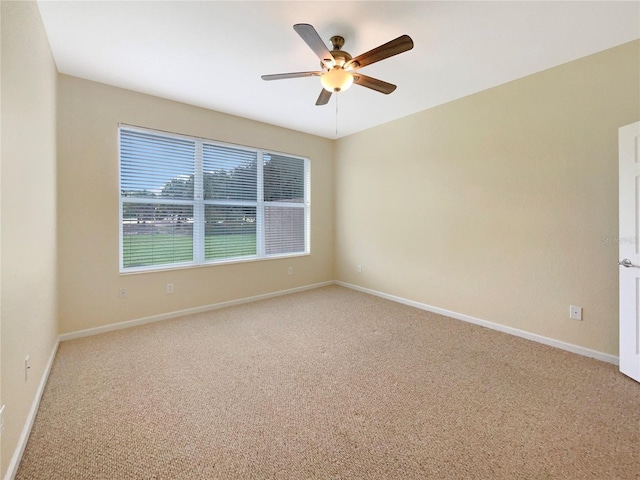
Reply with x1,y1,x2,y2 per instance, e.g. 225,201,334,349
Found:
118,124,311,274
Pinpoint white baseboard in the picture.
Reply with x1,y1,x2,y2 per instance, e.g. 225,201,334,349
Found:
335,281,619,365
5,339,60,480
59,281,334,342
60,278,620,363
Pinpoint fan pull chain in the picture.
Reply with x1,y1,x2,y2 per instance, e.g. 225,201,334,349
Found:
335,93,339,137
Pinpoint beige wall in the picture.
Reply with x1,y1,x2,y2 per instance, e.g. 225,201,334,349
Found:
1,1,59,477
0,0,3,468
57,75,335,334
0,0,3,470
335,40,640,356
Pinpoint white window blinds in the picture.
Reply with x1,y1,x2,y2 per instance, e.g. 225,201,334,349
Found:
120,130,195,268
119,126,310,272
202,144,258,261
263,153,308,255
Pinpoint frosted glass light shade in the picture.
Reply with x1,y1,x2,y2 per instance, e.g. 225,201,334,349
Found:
321,67,354,93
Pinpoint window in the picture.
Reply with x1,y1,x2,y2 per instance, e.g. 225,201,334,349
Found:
119,125,310,272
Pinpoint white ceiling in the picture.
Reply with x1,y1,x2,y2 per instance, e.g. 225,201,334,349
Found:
37,1,639,139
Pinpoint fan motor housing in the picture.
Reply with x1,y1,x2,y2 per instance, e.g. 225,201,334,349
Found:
324,35,352,68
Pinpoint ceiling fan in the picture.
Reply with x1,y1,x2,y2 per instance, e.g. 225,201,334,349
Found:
261,24,414,106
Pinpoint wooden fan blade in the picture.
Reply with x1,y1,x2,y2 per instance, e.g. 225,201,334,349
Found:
316,89,332,106
261,71,323,81
293,24,335,66
352,74,397,94
346,35,413,70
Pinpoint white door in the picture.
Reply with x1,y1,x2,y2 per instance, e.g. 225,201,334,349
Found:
619,121,640,382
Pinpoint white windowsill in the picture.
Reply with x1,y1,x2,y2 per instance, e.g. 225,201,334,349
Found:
119,251,310,275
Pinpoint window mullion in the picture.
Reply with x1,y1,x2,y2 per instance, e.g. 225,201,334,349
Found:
256,151,265,257
193,141,205,263
305,158,311,253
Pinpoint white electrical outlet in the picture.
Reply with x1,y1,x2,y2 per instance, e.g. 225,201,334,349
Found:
118,287,127,299
25,355,31,381
570,305,582,321
357,265,363,273
0,404,5,435
166,283,174,294
288,267,293,275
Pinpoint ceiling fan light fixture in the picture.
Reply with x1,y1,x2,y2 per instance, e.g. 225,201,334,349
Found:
262,24,413,105
321,67,354,93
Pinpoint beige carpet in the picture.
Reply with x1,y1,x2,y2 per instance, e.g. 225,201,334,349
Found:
16,285,640,479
